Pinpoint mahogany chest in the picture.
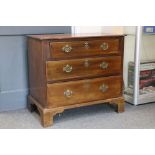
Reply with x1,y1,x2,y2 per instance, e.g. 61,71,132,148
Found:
27,34,125,127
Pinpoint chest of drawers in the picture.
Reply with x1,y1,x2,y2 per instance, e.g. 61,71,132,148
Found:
27,34,125,127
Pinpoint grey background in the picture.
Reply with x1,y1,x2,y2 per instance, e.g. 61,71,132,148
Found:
0,26,71,112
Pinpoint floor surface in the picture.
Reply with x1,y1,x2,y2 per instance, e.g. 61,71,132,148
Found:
0,103,155,129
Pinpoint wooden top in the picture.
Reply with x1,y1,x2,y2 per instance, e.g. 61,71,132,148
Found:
27,33,125,40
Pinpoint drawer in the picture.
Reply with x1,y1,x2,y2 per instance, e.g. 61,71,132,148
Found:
47,76,122,107
46,56,122,81
49,38,121,59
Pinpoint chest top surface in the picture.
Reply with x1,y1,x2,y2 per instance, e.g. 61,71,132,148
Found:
28,33,125,40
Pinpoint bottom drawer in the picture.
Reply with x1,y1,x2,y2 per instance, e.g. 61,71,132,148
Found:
47,76,122,108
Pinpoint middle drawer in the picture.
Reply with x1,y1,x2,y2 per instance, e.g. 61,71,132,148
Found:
46,56,122,81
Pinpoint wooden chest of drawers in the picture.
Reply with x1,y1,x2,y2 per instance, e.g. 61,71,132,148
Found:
27,34,125,127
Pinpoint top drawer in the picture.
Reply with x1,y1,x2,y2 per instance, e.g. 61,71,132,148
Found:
49,37,122,59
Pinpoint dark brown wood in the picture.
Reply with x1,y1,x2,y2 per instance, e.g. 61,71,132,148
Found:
46,56,122,81
27,34,125,127
27,38,47,107
50,38,121,59
120,36,124,95
27,96,37,112
28,33,125,40
47,76,122,107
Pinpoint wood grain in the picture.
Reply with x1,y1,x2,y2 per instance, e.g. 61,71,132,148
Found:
46,56,122,81
47,76,122,108
27,38,47,107
28,34,125,40
50,38,121,59
27,34,125,127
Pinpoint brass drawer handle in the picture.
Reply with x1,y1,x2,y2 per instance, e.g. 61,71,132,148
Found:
100,42,109,50
62,45,72,53
63,64,73,73
84,42,89,49
99,84,108,93
64,89,73,98
100,62,108,69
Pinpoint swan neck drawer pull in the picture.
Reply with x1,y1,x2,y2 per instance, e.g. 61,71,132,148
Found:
99,84,108,93
64,89,73,98
100,62,108,69
100,42,109,50
62,45,72,53
84,42,89,49
63,64,73,73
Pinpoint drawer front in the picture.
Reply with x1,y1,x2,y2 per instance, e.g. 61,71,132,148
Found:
47,76,122,107
50,38,121,59
46,56,122,81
